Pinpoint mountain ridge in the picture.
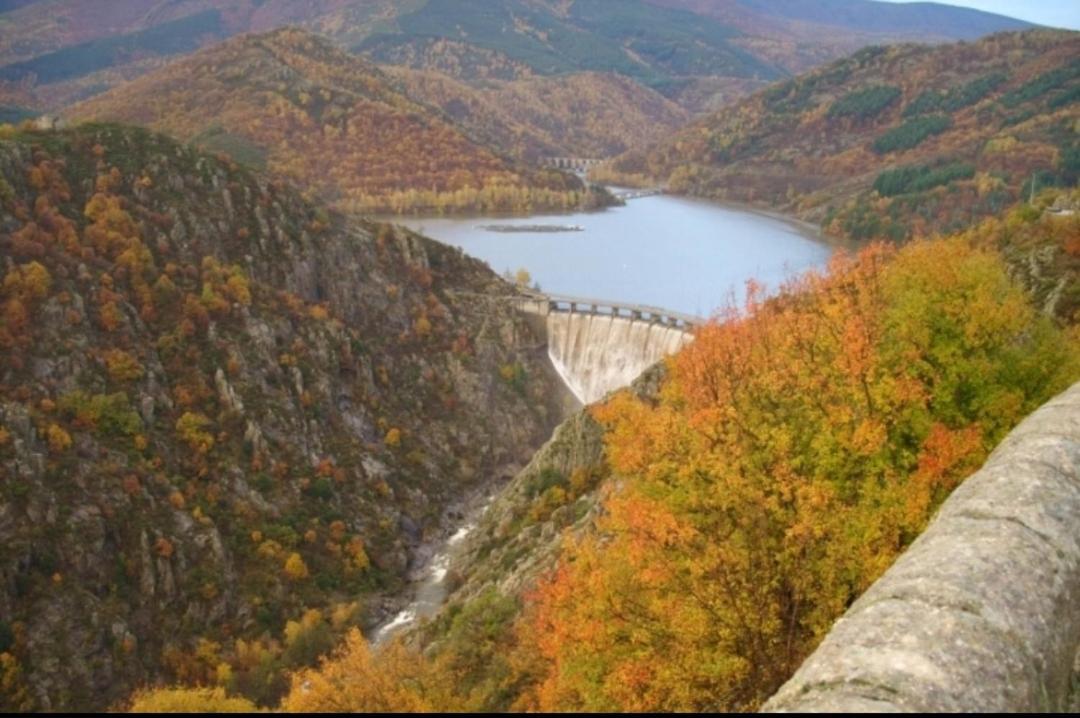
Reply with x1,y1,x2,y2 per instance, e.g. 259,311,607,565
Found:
0,119,574,711
65,28,602,215
595,29,1079,250
0,0,1041,113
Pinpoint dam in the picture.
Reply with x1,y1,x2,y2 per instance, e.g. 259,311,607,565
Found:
515,292,700,404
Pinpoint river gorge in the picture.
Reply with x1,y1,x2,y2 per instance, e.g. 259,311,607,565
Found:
370,191,836,642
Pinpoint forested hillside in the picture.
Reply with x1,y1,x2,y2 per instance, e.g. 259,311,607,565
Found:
1,4,1075,715
354,0,782,95
386,68,690,161
0,0,1035,115
65,29,603,215
596,30,1079,244
0,121,572,711
654,0,1033,71
129,190,1080,712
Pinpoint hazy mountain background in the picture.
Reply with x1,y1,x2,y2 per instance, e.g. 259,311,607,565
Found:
0,0,1037,115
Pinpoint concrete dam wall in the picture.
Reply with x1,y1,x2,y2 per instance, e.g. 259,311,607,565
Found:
764,380,1080,713
547,311,691,404
515,294,697,405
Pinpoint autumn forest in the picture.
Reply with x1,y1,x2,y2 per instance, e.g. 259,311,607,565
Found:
0,0,1078,714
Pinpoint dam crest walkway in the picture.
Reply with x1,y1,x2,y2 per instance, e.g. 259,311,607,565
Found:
515,290,703,329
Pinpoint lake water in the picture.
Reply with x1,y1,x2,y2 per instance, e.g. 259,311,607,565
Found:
395,193,833,318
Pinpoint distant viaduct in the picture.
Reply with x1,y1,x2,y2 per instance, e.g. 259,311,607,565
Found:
540,157,604,173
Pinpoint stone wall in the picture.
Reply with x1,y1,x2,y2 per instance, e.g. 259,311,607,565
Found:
764,380,1080,712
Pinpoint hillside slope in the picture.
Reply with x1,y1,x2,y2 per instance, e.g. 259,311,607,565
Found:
65,29,599,215
386,68,690,160
259,201,1080,714
0,121,573,711
648,0,1035,81
0,0,1036,114
597,30,1079,242
354,0,783,92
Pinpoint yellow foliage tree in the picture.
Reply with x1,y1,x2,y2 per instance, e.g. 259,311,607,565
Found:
0,652,32,712
127,686,258,713
104,349,144,383
283,552,310,581
45,424,72,454
175,412,214,454
282,631,440,712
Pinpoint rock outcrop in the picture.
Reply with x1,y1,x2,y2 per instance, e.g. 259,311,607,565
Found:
0,123,572,710
439,363,666,608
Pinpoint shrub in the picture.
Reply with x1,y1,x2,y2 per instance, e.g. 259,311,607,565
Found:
498,363,527,394
0,622,13,653
127,687,258,713
57,391,142,436
305,478,334,501
283,553,309,581
45,424,72,453
175,412,214,454
104,349,144,383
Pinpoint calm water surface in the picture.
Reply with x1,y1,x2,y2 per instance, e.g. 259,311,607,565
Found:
395,193,833,318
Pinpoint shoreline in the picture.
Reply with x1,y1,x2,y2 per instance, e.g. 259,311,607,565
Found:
374,184,842,251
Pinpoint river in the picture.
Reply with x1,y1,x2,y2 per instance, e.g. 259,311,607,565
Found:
368,192,834,644
394,192,833,318
369,488,494,647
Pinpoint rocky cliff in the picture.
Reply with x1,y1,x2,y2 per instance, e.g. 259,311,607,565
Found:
0,122,570,710
422,364,668,636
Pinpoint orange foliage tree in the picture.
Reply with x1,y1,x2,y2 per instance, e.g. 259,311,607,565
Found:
511,237,1079,712
281,631,445,712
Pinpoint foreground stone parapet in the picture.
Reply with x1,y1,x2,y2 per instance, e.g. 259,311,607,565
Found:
764,381,1080,713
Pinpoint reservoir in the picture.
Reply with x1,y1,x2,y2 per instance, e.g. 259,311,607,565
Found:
395,192,833,318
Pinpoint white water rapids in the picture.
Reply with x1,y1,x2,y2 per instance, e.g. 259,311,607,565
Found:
369,498,492,646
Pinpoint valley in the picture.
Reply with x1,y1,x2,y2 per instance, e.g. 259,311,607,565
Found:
596,30,1079,259
0,1,1078,714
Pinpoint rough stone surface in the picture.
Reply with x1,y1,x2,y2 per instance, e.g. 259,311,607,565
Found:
764,381,1080,713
